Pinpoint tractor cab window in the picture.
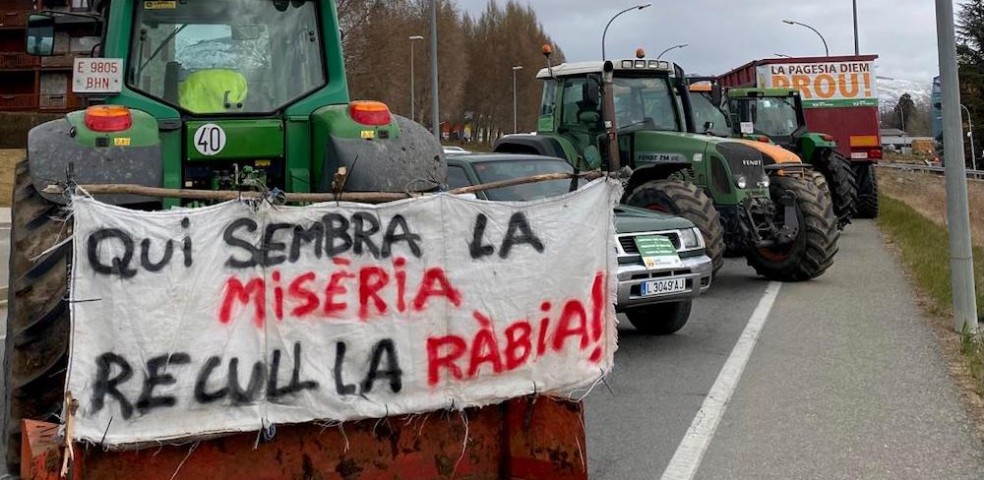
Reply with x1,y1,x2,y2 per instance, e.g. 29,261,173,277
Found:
612,76,679,131
689,91,732,137
741,97,799,137
560,77,594,127
128,0,326,114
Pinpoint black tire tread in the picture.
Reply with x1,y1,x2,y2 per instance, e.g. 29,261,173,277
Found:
856,164,879,218
747,175,840,282
625,179,725,275
820,152,859,228
3,158,72,469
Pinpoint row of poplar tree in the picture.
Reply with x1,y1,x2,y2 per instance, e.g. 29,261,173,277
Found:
337,0,565,142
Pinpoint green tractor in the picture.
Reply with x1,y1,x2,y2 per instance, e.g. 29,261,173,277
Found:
724,88,860,225
494,53,839,281
5,0,444,468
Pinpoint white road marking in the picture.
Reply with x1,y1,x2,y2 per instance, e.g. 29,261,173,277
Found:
659,281,783,480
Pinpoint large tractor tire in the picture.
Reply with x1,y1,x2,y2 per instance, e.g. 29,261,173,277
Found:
817,151,858,229
3,158,72,470
809,170,831,203
625,179,725,275
746,175,839,282
625,301,693,335
854,162,879,218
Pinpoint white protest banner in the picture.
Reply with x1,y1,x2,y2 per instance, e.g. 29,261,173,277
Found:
756,60,878,108
66,179,619,446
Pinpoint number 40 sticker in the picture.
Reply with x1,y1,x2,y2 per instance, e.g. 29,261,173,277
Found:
194,124,227,156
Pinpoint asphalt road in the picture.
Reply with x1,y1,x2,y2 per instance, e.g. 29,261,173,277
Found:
2,221,984,478
585,220,984,479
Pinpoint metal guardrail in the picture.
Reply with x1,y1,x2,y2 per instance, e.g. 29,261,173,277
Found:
877,162,984,182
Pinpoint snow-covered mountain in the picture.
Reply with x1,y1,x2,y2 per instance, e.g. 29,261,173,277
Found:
877,78,932,109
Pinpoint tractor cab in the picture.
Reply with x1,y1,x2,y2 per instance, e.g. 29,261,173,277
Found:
532,59,773,210
726,88,812,151
22,0,443,208
496,53,840,281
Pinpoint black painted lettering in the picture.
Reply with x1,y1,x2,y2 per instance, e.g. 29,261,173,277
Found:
333,341,357,395
139,239,174,272
228,358,266,405
87,229,138,278
382,215,422,258
267,342,319,400
499,212,545,258
91,353,134,419
194,356,228,404
136,353,190,414
290,223,324,263
361,339,403,394
261,223,293,267
323,214,353,256
224,218,260,269
352,213,381,258
468,214,495,259
182,237,193,267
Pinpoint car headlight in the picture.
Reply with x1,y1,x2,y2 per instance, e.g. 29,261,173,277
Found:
679,227,703,249
735,175,748,189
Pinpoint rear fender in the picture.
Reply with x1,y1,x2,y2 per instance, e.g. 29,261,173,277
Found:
493,134,571,160
799,133,837,162
27,109,163,205
313,106,445,193
625,162,692,197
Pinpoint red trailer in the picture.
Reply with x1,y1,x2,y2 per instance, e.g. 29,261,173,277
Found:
718,55,882,217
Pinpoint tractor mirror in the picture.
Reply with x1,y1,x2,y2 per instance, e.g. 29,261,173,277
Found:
583,74,601,107
25,15,55,57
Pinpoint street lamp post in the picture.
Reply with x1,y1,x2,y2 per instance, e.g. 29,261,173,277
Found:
430,0,440,139
852,0,860,55
782,19,830,56
408,35,423,123
961,104,977,170
602,4,651,60
656,43,688,60
512,65,523,134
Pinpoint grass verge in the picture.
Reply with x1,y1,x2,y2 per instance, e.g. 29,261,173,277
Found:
879,194,984,395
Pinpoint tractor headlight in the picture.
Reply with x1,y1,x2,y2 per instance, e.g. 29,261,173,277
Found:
760,175,771,188
735,175,748,189
679,227,704,250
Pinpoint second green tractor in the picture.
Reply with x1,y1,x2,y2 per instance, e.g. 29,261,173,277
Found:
495,53,839,282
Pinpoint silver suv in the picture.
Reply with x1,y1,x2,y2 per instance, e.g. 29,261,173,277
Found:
613,205,713,335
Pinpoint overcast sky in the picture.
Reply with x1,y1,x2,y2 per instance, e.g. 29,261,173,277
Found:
455,0,944,84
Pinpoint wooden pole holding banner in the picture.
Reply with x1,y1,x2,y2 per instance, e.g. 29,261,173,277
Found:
42,172,607,204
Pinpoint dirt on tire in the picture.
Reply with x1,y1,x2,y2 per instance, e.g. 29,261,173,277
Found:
2,158,72,470
746,175,840,282
625,179,725,275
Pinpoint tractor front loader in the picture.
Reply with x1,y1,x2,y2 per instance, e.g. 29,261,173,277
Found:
495,50,839,281
6,2,586,478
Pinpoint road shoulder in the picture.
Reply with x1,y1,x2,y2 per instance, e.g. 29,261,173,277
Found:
697,221,984,479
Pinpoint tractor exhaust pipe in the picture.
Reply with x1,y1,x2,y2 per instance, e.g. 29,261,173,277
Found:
601,60,620,171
